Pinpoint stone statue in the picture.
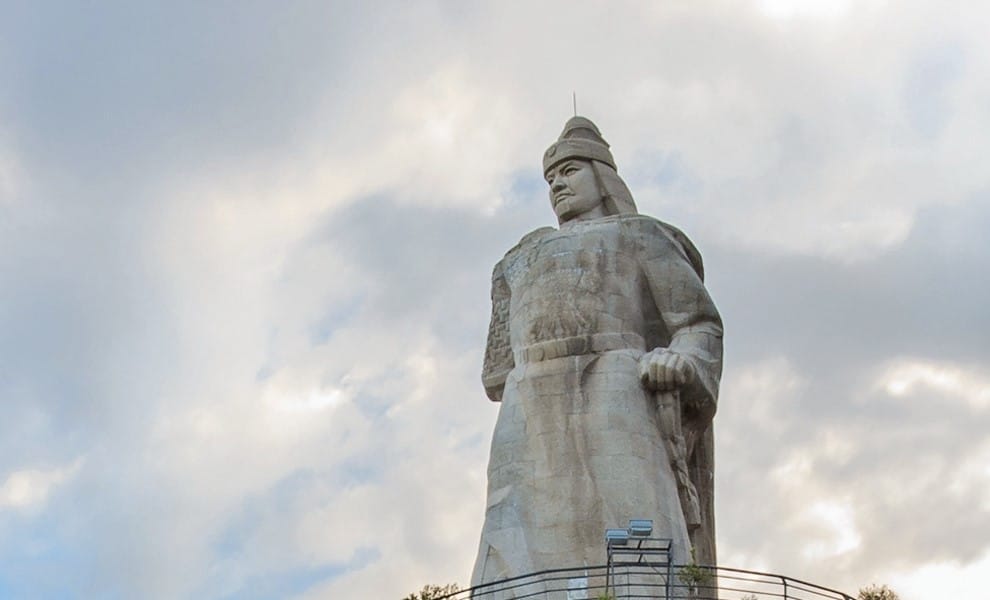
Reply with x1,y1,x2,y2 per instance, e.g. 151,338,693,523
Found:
471,116,724,588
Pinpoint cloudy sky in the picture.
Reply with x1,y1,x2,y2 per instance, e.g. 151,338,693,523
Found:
1,1,988,598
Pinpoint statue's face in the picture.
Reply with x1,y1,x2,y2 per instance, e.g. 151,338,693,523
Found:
545,159,602,222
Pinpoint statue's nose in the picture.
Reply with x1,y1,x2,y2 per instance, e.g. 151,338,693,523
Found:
550,177,566,192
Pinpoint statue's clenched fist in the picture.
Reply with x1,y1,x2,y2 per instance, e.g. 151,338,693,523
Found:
639,348,695,392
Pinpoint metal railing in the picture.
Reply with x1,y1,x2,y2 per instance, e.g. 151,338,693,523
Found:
433,564,855,600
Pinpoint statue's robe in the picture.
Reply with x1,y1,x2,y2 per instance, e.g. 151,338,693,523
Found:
472,214,723,588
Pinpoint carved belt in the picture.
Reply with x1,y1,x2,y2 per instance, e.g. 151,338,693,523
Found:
515,332,646,364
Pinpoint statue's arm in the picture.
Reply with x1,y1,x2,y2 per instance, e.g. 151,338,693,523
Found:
640,226,724,421
481,260,513,402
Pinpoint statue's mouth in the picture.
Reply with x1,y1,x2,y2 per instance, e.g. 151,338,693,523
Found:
553,192,573,205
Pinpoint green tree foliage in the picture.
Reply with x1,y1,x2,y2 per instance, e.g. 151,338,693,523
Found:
679,548,713,592
858,584,899,600
402,583,460,600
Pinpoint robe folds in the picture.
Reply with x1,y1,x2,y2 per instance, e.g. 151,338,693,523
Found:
472,214,723,588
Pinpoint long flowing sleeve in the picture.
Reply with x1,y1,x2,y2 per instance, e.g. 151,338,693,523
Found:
639,220,723,421
636,217,723,565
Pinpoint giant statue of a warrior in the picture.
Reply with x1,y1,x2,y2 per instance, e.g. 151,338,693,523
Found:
471,116,724,587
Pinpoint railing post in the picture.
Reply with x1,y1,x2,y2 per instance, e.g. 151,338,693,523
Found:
781,575,788,600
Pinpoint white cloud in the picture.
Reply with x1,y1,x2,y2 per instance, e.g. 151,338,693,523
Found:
0,458,84,512
718,357,806,439
799,500,862,560
878,358,990,410
757,0,855,21
0,146,20,207
885,548,990,600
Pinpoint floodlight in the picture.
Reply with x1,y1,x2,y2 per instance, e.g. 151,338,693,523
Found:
628,519,653,537
605,528,630,546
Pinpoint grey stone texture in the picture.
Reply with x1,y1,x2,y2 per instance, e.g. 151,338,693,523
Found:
471,117,724,589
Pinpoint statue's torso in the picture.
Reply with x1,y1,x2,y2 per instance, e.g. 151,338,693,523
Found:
503,219,650,350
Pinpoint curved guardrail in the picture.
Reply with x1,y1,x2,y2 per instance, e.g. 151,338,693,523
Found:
433,564,854,600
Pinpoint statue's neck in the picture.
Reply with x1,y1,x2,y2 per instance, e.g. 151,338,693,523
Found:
558,204,609,227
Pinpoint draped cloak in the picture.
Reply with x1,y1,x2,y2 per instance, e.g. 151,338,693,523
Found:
471,214,723,588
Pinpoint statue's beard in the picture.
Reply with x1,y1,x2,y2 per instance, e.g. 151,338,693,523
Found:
554,195,604,223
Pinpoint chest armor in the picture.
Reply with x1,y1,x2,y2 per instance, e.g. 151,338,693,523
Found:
505,221,643,347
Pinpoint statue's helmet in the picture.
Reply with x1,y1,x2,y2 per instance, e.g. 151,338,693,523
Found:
543,116,637,216
543,116,616,174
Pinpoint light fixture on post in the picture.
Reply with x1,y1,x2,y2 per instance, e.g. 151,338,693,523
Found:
605,519,673,599
605,528,630,546
628,519,653,537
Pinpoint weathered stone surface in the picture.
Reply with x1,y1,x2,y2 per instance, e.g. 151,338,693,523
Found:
472,116,724,589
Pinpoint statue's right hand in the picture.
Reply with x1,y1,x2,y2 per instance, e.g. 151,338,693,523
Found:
639,348,695,392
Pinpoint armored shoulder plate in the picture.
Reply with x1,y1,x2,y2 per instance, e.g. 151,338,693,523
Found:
482,261,511,401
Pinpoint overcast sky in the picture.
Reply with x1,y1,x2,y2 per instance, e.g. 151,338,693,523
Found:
1,2,988,599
